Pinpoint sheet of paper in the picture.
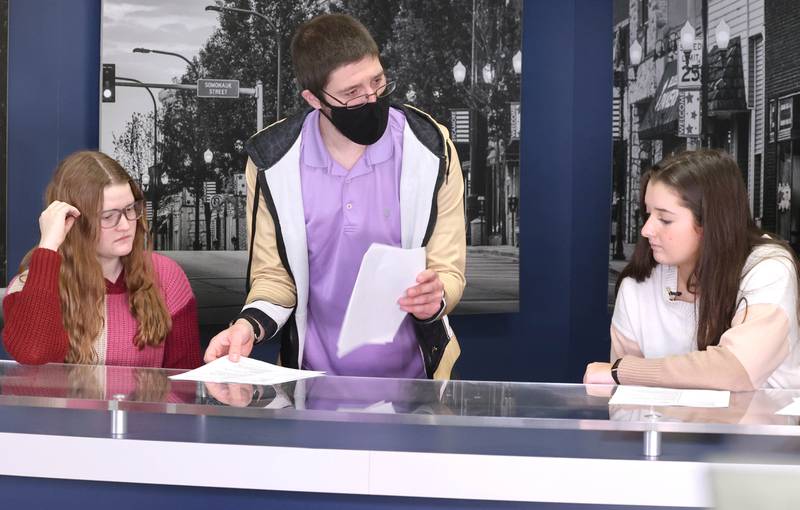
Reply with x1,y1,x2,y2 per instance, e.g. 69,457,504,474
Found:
169,356,324,385
608,385,730,408
775,398,800,416
337,243,425,358
337,400,397,414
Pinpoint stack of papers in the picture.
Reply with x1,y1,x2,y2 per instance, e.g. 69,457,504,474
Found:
775,398,800,416
337,244,425,358
169,356,324,385
608,385,731,408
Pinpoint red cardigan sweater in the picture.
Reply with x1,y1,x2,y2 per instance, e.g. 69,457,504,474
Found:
2,248,202,369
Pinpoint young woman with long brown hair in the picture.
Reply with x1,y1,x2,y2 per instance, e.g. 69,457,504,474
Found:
585,149,800,390
2,151,201,368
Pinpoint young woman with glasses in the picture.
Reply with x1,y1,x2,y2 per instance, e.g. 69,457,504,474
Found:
2,151,202,369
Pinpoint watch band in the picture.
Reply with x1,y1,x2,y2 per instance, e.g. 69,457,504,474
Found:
610,358,622,385
231,315,263,344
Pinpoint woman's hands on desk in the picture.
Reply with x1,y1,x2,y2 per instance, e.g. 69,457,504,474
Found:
583,362,615,384
398,269,444,321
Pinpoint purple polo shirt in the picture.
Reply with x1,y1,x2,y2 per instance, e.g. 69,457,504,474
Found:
299,108,425,378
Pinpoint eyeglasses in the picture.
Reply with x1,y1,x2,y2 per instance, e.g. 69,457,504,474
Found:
322,80,397,110
100,200,144,229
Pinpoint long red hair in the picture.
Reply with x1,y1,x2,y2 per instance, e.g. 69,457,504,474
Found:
20,151,171,364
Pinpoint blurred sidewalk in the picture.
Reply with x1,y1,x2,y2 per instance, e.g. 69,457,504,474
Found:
167,246,522,325
467,245,519,262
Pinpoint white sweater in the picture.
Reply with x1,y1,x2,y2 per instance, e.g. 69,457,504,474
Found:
612,243,800,390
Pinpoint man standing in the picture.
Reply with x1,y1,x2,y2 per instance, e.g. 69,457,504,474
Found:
204,13,465,379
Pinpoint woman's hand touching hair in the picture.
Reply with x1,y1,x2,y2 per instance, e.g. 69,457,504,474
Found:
38,200,81,252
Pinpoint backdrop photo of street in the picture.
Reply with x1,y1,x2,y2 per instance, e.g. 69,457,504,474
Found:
609,0,798,308
100,0,522,316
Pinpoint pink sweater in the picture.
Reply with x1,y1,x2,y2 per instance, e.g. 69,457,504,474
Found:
2,248,202,369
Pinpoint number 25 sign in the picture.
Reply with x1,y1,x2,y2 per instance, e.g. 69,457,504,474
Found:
678,41,702,90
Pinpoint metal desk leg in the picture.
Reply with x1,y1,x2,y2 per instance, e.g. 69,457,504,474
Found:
111,394,127,438
643,430,661,458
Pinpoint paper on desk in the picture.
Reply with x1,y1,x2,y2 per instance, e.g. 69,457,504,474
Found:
775,397,800,416
337,243,425,358
169,356,324,385
608,385,730,408
337,400,397,414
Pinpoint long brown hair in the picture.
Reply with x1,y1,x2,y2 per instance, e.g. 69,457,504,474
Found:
20,151,171,364
619,149,800,350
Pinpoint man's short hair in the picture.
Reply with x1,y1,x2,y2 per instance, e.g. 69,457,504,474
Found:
290,14,379,96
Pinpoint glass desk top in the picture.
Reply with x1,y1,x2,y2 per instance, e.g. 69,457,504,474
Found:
1,360,798,437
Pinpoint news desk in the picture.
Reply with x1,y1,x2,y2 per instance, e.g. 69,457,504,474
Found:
1,360,799,509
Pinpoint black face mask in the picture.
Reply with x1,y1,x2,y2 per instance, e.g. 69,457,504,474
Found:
320,95,391,146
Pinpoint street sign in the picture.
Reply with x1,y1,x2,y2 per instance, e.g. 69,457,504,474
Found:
677,90,701,137
234,173,246,196
509,102,521,140
197,79,240,98
678,41,702,90
450,109,470,143
204,181,217,202
612,98,621,140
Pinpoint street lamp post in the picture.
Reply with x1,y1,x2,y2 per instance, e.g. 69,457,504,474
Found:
510,50,522,247
452,0,522,246
205,5,281,121
203,149,214,250
482,66,498,244
453,61,484,244
453,55,519,246
454,0,481,244
133,48,199,79
132,47,204,249
701,1,709,148
611,38,643,260
233,139,245,250
679,6,731,149
116,76,159,249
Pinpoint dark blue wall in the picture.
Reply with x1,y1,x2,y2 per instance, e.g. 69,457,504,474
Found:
6,0,100,276
450,0,613,382
4,0,613,383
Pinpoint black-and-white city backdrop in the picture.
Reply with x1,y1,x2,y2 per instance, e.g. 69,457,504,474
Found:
100,0,522,315
609,0,800,306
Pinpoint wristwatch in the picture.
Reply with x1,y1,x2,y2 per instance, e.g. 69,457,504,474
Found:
231,315,263,344
610,358,622,385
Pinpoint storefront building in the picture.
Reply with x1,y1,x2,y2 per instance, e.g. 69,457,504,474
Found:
764,0,800,248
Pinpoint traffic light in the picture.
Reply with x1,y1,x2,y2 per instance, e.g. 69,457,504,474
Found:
102,64,115,102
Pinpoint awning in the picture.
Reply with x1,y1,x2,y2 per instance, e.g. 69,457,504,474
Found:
638,59,679,140
707,36,747,113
